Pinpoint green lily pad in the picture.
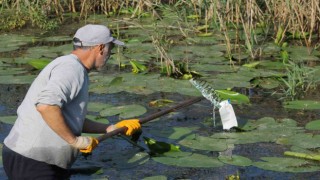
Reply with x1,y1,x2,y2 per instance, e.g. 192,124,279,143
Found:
41,36,71,42
26,46,59,59
28,59,51,70
151,127,198,140
152,153,224,168
179,135,228,152
0,34,36,53
0,75,36,84
144,137,180,155
0,67,28,75
211,117,302,145
142,175,167,180
258,61,286,70
252,77,280,89
87,102,113,113
0,115,17,124
253,157,320,172
100,104,147,119
218,155,252,166
305,120,320,130
283,100,320,110
277,133,320,149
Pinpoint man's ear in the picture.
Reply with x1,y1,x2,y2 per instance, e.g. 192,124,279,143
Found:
99,44,105,55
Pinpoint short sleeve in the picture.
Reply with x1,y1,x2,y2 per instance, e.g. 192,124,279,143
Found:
35,61,85,107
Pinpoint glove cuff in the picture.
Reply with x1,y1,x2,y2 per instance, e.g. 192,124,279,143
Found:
70,136,91,149
106,124,117,133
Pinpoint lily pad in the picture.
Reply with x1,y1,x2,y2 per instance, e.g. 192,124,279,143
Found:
87,102,113,113
305,120,320,130
283,100,320,110
252,77,280,89
277,133,320,149
152,153,224,168
218,155,252,166
142,175,167,180
151,127,198,140
99,104,147,119
0,115,17,124
0,75,36,84
41,36,71,42
0,67,28,75
0,34,36,53
28,59,51,70
179,135,228,152
211,117,302,145
253,157,320,172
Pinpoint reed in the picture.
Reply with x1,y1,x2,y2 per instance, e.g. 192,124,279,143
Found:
1,0,319,61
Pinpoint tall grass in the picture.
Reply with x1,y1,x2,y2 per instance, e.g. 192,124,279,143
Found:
1,1,319,45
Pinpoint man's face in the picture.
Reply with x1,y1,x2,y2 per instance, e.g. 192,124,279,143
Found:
95,43,114,71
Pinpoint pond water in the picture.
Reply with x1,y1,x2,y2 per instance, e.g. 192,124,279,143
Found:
0,16,320,179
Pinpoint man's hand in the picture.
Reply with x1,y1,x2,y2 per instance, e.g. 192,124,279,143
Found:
115,119,141,136
70,136,99,154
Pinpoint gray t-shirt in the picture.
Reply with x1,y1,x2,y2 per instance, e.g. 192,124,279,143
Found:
4,54,89,169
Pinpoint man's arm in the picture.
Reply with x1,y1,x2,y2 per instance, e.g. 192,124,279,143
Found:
36,104,76,144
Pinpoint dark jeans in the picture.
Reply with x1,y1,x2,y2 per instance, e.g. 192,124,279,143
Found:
2,144,70,180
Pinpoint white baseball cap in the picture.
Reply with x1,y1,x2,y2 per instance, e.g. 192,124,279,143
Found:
73,24,124,46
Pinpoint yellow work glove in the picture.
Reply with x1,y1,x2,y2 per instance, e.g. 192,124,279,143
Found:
70,136,99,154
114,119,141,136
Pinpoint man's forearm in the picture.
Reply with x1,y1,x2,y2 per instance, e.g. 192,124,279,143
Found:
36,104,76,144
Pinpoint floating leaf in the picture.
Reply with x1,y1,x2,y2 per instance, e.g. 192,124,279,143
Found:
151,127,198,140
253,157,320,172
252,77,280,89
142,175,167,180
0,116,17,124
108,76,123,86
277,133,320,149
284,151,320,161
283,100,320,110
0,67,28,75
100,104,147,119
0,75,36,84
179,135,228,152
87,102,113,112
152,153,224,168
305,120,320,130
28,59,51,70
218,155,252,166
86,115,109,124
144,137,180,155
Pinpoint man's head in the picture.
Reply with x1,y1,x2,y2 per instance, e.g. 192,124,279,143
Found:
72,24,124,70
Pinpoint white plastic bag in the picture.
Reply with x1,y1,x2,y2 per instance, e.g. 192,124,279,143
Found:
219,100,238,130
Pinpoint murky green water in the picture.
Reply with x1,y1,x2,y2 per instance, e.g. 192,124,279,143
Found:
1,16,320,179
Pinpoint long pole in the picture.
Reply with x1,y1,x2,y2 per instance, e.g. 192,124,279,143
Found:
96,96,204,142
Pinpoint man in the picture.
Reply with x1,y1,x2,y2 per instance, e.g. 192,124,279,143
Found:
2,24,141,179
